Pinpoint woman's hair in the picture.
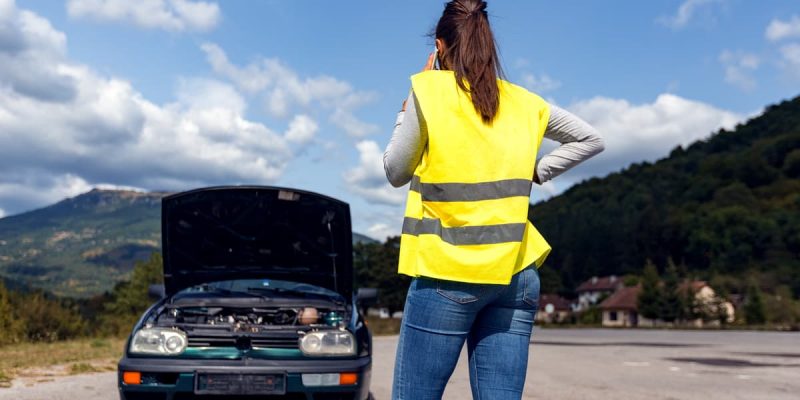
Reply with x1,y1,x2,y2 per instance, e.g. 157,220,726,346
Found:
435,0,502,124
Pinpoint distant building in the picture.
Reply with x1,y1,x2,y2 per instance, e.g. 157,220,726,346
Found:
536,294,572,323
599,285,644,327
598,281,735,327
576,275,624,311
678,281,736,326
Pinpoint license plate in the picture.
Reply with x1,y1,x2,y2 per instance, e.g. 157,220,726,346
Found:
195,372,286,395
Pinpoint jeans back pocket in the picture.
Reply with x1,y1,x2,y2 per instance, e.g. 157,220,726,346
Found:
436,279,486,304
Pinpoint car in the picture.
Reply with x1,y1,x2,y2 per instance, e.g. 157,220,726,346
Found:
118,186,376,400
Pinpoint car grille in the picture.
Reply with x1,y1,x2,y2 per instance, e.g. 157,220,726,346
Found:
188,334,300,349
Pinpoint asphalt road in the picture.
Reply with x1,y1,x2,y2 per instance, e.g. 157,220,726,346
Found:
2,328,798,400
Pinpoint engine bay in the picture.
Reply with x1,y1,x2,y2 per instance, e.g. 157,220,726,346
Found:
153,304,348,334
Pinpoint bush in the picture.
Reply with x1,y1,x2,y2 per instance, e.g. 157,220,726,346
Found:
0,282,24,345
15,291,86,342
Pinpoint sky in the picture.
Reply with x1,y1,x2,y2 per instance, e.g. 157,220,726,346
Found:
0,0,799,239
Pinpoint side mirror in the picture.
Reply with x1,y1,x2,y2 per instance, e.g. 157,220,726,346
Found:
148,284,166,299
356,288,378,307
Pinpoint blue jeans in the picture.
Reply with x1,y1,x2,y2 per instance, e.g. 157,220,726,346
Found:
391,266,540,400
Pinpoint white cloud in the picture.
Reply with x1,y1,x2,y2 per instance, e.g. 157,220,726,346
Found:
564,94,742,181
351,207,406,241
201,42,378,137
0,174,93,213
284,114,318,145
779,43,800,76
200,42,273,93
719,50,760,91
66,0,220,32
0,1,298,215
522,73,562,93
765,15,800,42
94,183,146,192
658,0,723,30
176,78,246,113
367,223,395,241
0,207,5,218
344,141,406,206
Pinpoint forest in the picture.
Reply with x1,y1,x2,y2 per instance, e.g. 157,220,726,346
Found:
529,96,800,301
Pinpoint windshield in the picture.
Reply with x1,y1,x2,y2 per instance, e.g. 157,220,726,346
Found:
180,278,344,301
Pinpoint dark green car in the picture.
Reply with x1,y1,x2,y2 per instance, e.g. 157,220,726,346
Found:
118,187,374,400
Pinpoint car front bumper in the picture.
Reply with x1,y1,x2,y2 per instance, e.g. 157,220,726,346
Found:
118,355,371,400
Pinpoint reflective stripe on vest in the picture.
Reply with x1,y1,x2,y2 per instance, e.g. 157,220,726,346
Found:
397,70,552,285
409,176,532,202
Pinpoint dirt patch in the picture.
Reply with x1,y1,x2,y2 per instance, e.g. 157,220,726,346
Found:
7,359,116,388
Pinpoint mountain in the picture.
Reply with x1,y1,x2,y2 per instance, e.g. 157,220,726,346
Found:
0,189,378,297
0,189,165,297
353,232,379,245
529,95,800,299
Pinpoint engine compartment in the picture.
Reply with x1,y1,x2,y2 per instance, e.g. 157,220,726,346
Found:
152,304,348,334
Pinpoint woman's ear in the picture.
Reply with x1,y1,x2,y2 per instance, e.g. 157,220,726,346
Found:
435,38,444,53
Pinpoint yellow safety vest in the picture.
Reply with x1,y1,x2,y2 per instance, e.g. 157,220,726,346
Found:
398,70,551,284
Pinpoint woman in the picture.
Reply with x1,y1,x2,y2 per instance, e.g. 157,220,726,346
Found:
384,1,604,399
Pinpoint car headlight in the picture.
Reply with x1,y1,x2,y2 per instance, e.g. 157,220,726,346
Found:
299,330,355,356
130,327,187,355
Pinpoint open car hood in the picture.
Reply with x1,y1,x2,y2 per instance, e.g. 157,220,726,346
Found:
162,187,353,298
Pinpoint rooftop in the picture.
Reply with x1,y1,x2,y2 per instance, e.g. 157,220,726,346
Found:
599,286,641,311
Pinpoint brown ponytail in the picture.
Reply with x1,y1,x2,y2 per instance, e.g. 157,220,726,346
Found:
435,0,502,124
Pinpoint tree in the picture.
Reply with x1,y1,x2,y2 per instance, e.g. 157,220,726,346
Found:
744,283,767,325
353,237,410,314
99,252,163,336
681,282,700,323
638,260,661,324
659,262,683,323
0,282,23,345
18,291,86,342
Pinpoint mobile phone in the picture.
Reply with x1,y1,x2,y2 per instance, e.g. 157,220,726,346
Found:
433,47,440,70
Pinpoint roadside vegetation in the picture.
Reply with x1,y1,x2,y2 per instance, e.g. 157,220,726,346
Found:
0,337,125,387
0,253,160,385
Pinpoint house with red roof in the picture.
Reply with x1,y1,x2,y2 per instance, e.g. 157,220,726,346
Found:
575,275,624,311
598,281,735,327
598,285,645,327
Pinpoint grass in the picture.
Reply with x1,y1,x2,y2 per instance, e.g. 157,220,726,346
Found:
0,370,11,388
0,337,126,385
68,362,105,375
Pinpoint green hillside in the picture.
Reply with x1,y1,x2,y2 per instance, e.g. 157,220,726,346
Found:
530,95,800,299
0,189,378,298
0,190,166,297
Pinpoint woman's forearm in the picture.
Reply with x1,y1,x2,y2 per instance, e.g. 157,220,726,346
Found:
383,92,427,188
535,105,605,183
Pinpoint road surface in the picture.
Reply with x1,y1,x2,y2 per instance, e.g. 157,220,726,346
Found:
1,328,798,399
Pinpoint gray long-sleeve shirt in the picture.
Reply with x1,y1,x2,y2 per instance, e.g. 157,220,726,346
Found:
383,92,605,188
